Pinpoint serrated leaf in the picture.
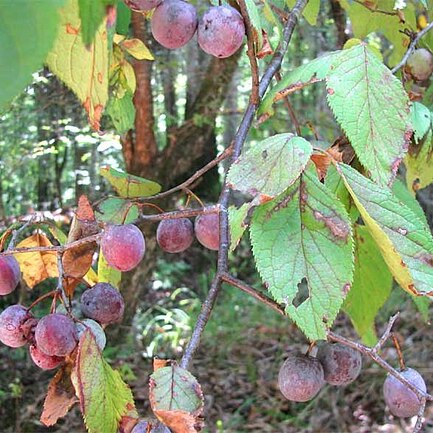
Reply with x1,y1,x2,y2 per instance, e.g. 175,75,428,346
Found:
106,91,135,133
149,365,204,433
41,364,78,426
227,134,312,203
259,51,338,118
98,250,121,287
96,197,139,224
343,225,393,346
327,44,411,186
0,1,65,111
71,330,137,433
46,0,109,131
337,163,433,297
392,179,428,226
250,167,354,340
411,102,431,144
121,38,154,60
228,203,250,251
286,0,320,25
244,0,263,50
15,233,58,288
100,166,161,198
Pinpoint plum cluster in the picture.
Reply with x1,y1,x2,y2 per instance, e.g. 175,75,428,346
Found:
278,342,427,419
124,0,246,58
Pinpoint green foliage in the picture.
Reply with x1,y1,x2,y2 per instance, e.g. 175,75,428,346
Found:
286,0,320,25
95,197,139,224
228,203,250,252
343,225,393,346
250,166,353,340
0,0,65,111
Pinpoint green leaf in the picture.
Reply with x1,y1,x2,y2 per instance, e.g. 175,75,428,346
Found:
343,225,393,346
411,102,431,144
98,250,121,287
106,91,135,133
411,295,430,322
78,0,114,46
392,179,428,226
71,330,137,433
337,163,433,297
227,134,312,203
250,167,354,340
327,44,411,186
96,197,139,224
149,364,204,431
116,2,131,35
0,1,65,111
259,51,338,118
228,203,250,252
244,0,263,50
100,166,161,198
286,0,320,25
46,0,109,131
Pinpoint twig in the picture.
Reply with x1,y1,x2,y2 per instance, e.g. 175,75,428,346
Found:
180,0,310,370
414,398,426,433
238,0,260,105
373,312,400,353
56,252,70,312
7,216,36,251
140,205,219,222
275,71,301,135
391,21,433,74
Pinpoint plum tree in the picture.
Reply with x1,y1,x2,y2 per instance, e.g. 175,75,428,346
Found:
406,48,433,81
101,224,145,271
76,318,107,350
0,305,32,348
194,213,219,251
35,313,78,357
151,0,198,49
278,354,324,402
29,344,64,370
197,5,245,58
383,368,427,418
156,218,194,253
124,0,162,11
80,283,125,325
0,255,20,296
316,342,362,386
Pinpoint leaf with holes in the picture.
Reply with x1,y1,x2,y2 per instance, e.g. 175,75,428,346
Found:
100,166,161,198
227,134,312,204
149,364,204,433
71,330,137,433
337,163,433,297
327,44,411,186
15,233,58,288
343,225,393,346
250,166,353,340
46,0,109,130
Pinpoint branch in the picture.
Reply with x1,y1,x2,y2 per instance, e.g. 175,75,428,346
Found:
391,21,433,74
180,0,309,370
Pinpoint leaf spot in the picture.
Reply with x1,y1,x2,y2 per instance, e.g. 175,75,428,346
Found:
396,227,408,236
66,23,79,35
313,210,350,241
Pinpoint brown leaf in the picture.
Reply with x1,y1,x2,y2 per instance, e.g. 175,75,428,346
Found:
256,30,273,59
153,410,204,433
153,358,169,372
62,195,99,284
40,364,78,426
16,233,58,288
311,154,331,180
0,228,12,251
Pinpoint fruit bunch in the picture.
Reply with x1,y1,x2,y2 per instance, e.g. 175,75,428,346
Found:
124,0,246,58
278,342,427,419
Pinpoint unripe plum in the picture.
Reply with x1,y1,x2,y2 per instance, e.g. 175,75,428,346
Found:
101,224,145,272
278,354,324,402
151,0,198,49
76,318,107,350
80,283,125,325
157,218,194,253
316,342,362,386
197,5,245,58
29,344,64,370
124,0,162,11
35,313,78,357
383,368,427,418
0,304,32,348
407,48,433,82
194,213,219,251
0,255,20,295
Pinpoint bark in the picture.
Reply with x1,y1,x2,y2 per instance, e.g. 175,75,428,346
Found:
330,0,348,49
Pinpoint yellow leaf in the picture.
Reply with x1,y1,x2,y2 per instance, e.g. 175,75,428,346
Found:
121,61,136,94
121,38,154,60
15,233,58,288
46,0,109,131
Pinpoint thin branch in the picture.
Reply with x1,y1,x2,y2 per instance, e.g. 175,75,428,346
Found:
180,0,309,370
392,21,433,74
140,205,219,222
275,71,301,135
56,251,70,312
7,216,36,250
238,0,260,105
372,312,399,353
